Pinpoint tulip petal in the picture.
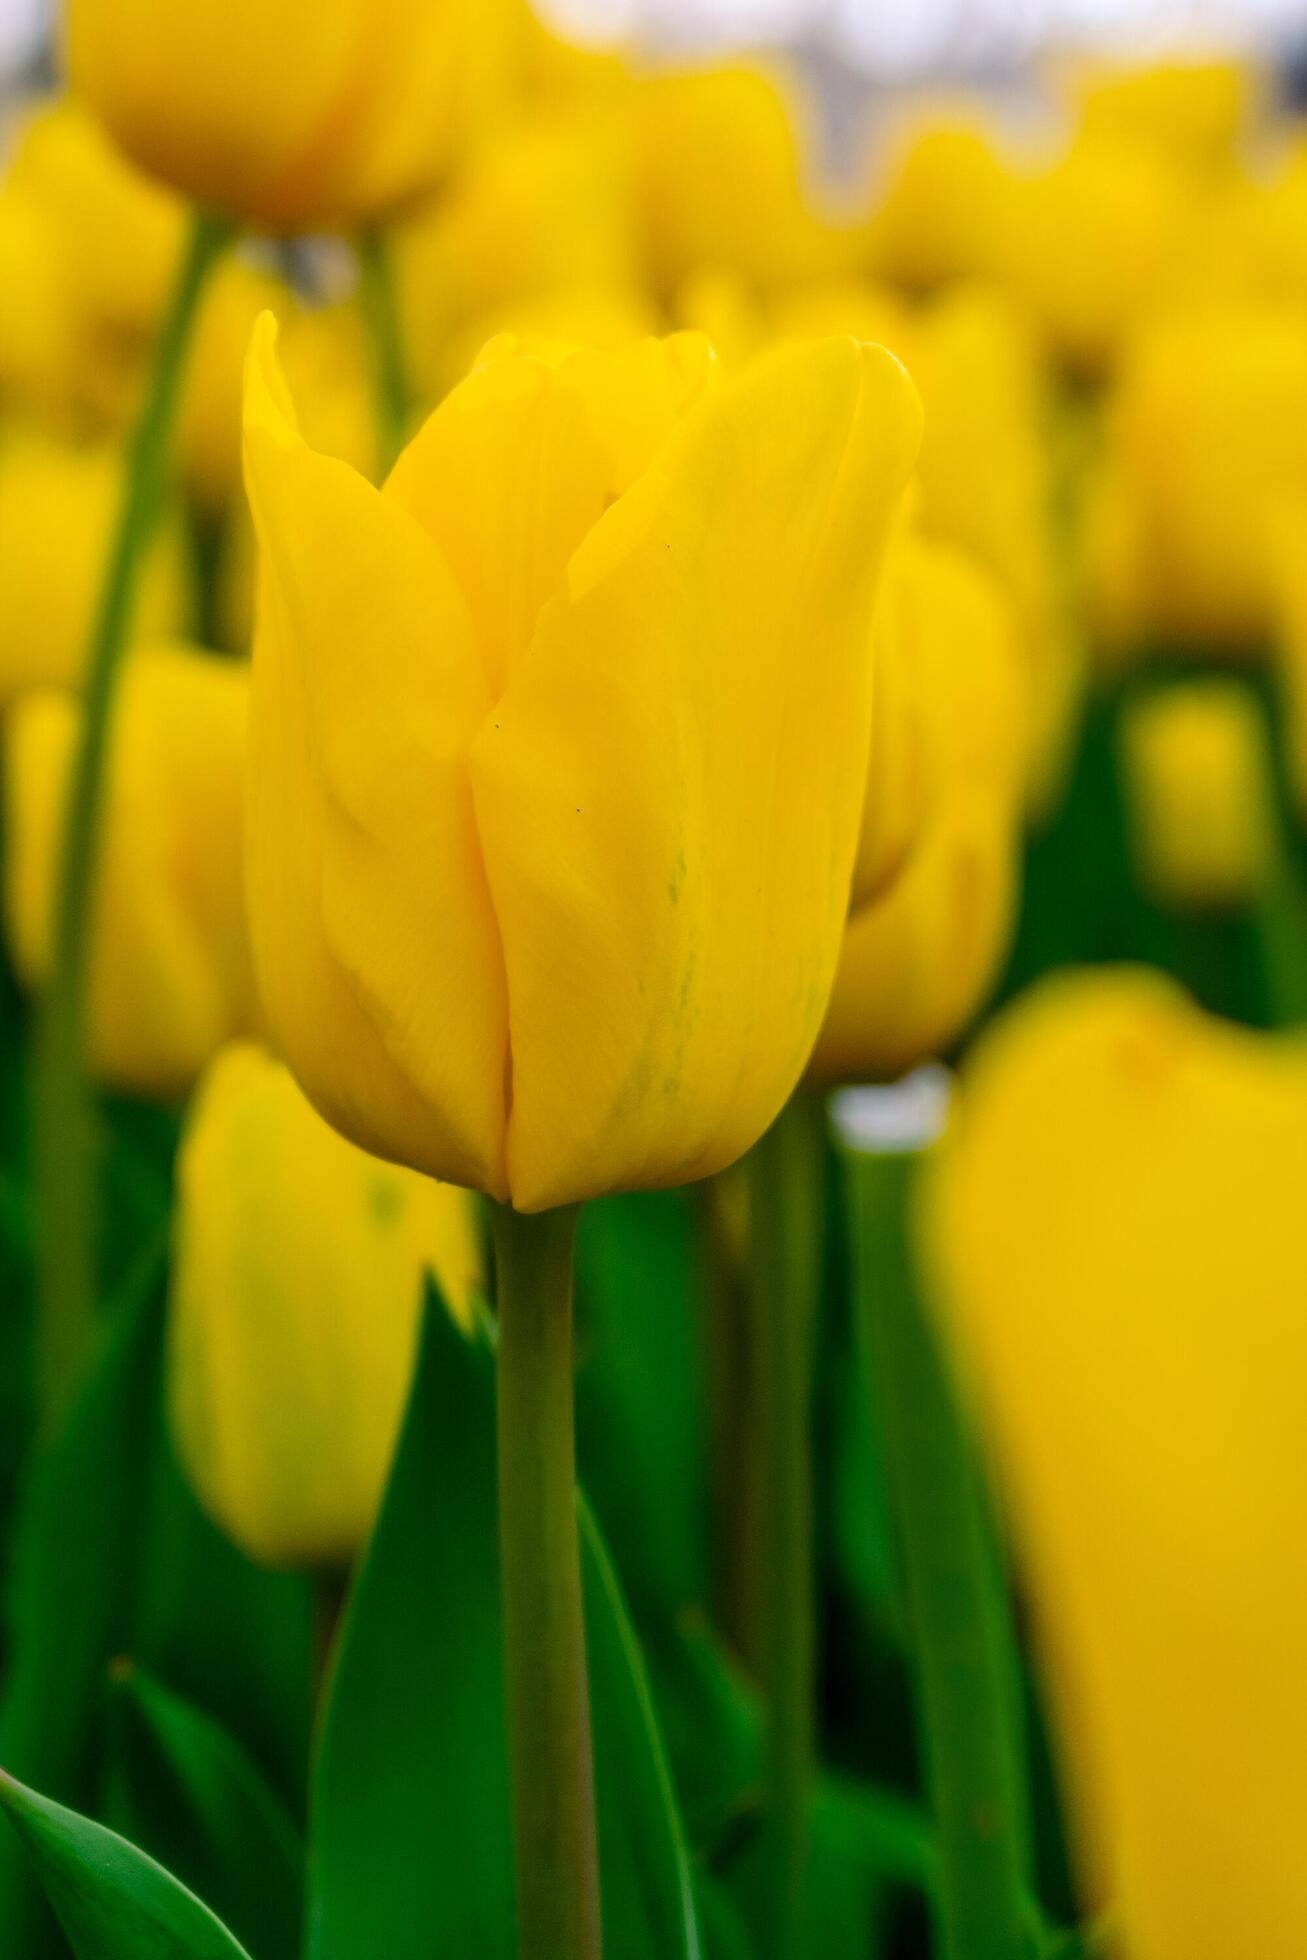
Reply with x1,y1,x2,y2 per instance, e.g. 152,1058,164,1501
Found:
471,337,921,1209
243,315,508,1194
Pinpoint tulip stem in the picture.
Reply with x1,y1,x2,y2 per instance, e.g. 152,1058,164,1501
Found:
844,1144,1031,1960
33,206,230,1431
358,226,411,475
747,1093,828,1960
491,1201,602,1960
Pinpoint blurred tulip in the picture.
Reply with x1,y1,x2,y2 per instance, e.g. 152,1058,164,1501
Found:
925,968,1307,1960
630,63,851,296
911,286,1081,815
1121,683,1275,910
243,317,920,1208
1066,56,1253,173
809,535,1026,1083
864,109,1014,294
0,98,184,428
1098,304,1307,648
169,1039,482,1568
0,426,192,701
4,645,253,1098
64,0,515,232
394,107,644,403
1006,132,1196,375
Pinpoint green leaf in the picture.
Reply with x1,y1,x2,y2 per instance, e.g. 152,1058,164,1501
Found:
310,1282,702,1960
0,1769,253,1959
0,1243,311,1958
103,1663,303,1960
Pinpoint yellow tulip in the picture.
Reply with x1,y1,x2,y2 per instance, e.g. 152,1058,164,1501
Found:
1120,683,1276,910
64,0,513,232
1005,132,1196,376
1067,56,1253,173
910,286,1081,815
0,97,184,428
630,64,851,297
0,425,192,701
393,106,644,403
1099,304,1307,648
243,316,920,1208
809,535,1026,1083
864,108,1014,294
4,645,253,1098
924,969,1307,1960
169,1039,482,1568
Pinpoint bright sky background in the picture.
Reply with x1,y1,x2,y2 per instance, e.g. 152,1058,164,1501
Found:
2,0,1304,80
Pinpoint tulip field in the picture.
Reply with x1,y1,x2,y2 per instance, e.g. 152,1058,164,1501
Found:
1,4,1306,1957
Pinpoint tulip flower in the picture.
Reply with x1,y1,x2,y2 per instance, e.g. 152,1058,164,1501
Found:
1094,304,1307,649
0,426,192,702
1120,682,1276,910
169,1040,482,1569
1067,56,1253,173
64,0,513,234
925,969,1307,1960
0,98,183,429
5,645,253,1098
243,316,921,1210
809,534,1026,1083
864,109,1014,294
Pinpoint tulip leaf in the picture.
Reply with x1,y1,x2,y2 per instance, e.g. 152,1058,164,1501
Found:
0,1241,311,1959
310,1280,702,1960
103,1662,303,1960
0,1769,254,1959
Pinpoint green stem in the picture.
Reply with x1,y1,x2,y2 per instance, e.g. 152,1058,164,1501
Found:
357,225,412,475
845,1144,1031,1960
491,1202,602,1960
33,208,230,1432
1254,840,1307,1030
746,1094,827,1960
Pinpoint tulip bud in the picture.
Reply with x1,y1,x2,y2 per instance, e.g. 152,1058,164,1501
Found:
64,0,516,233
4,644,252,1098
243,316,920,1207
809,535,1026,1084
1121,683,1276,910
0,427,192,701
169,1041,483,1569
924,970,1307,1960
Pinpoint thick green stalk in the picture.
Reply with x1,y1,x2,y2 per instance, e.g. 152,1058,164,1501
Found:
747,1093,827,1960
357,225,412,475
34,209,230,1430
491,1202,602,1960
845,1143,1031,1960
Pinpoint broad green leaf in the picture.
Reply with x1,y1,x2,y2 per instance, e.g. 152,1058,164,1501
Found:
310,1282,702,1960
104,1663,303,1960
0,1769,253,1959
0,1246,311,1958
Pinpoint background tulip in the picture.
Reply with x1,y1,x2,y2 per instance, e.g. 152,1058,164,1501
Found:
4,644,252,1097
924,969,1307,1960
64,0,516,233
243,317,920,1208
810,534,1026,1082
0,427,192,701
169,1039,482,1569
1120,682,1276,910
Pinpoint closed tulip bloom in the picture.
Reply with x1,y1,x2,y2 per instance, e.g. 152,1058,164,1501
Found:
1121,683,1276,910
64,0,511,233
924,970,1307,1960
169,1040,483,1568
244,317,920,1209
1068,57,1252,173
4,645,253,1098
0,426,192,701
864,109,1014,294
809,535,1026,1083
